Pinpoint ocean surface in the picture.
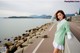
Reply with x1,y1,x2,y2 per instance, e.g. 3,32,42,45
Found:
0,18,52,46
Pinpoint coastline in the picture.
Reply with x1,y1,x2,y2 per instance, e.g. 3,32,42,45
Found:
0,22,53,53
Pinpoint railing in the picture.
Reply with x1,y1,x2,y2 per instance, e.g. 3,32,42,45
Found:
64,33,80,53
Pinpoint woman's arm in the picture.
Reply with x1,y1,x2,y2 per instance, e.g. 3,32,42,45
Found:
65,21,72,39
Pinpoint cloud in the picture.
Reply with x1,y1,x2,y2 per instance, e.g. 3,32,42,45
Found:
0,9,34,17
0,0,54,17
0,0,80,17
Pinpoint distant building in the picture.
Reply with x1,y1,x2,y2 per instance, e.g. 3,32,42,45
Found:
79,9,80,15
75,12,78,16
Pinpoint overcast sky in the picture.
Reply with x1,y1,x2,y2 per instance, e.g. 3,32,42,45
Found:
0,0,80,17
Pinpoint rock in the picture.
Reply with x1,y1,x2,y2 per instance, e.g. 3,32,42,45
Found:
22,33,29,37
14,37,18,41
29,30,31,32
42,35,48,38
25,30,28,32
4,38,7,40
0,41,2,43
23,33,25,35
36,36,38,38
29,42,33,44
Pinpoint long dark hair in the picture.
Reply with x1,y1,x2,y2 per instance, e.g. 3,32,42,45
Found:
55,10,66,21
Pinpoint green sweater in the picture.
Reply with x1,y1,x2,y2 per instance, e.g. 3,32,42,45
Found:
54,19,71,45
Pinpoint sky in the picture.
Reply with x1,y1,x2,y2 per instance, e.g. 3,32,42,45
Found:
0,0,80,17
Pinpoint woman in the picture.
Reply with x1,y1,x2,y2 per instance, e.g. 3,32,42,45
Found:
53,10,72,53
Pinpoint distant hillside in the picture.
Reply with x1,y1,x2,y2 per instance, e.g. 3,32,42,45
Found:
30,15,52,19
8,15,52,19
8,16,32,18
3,14,74,19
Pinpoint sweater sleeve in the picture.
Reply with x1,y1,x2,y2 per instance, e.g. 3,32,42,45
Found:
65,21,72,39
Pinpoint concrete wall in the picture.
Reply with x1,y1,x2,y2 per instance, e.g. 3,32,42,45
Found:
64,33,80,53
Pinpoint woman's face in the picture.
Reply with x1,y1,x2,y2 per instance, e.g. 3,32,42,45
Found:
57,12,64,20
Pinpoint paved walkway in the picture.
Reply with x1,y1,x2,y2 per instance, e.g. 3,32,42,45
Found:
23,22,80,53
23,23,57,53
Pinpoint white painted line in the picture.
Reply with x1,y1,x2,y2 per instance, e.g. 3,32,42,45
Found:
32,38,44,53
49,24,55,31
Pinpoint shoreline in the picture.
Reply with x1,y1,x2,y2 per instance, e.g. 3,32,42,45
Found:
0,19,51,47
0,22,53,53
